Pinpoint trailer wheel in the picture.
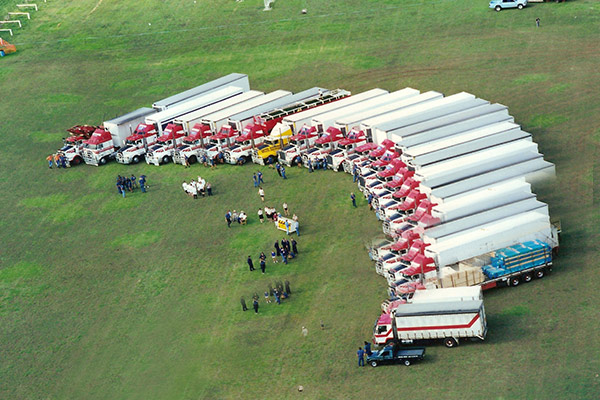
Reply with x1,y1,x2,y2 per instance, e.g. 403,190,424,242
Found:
523,273,533,283
517,4,524,9
99,157,107,165
444,338,458,348
403,360,411,366
370,361,378,367
132,155,140,164
535,269,545,279
495,5,502,11
510,276,521,287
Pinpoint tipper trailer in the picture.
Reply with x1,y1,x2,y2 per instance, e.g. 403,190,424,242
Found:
152,73,250,111
83,107,156,166
373,287,486,347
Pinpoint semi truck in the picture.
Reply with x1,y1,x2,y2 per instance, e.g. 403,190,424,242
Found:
152,73,250,111
144,124,186,165
82,107,156,166
172,91,264,165
222,87,328,165
251,124,294,165
373,287,487,347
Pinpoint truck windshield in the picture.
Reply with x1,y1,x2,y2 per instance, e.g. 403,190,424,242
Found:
282,145,294,151
60,145,72,152
84,143,99,150
315,143,328,149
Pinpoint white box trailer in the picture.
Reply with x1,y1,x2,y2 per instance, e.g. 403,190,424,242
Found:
390,103,511,149
334,88,421,135
415,140,541,188
146,86,245,135
152,73,250,111
310,90,393,132
424,210,556,268
201,90,291,133
227,88,324,132
402,122,531,168
173,90,264,134
410,286,482,302
423,198,546,244
103,107,156,147
427,158,555,201
360,91,444,143
373,93,489,146
430,177,532,205
281,89,386,134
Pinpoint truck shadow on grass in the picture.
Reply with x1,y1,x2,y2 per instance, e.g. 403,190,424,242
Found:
484,309,531,344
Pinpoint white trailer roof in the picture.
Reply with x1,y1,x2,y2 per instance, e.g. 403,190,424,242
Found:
173,91,263,128
359,91,443,132
416,140,540,188
425,210,552,267
333,88,420,128
104,107,156,126
227,90,302,124
435,178,530,205
147,86,245,126
152,73,249,110
310,90,395,129
394,299,483,316
411,286,482,303
282,88,387,125
424,198,546,243
390,103,511,148
204,90,291,123
404,124,531,167
426,158,556,200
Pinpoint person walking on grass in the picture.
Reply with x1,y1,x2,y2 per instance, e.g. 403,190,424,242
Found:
274,241,281,257
240,296,248,311
258,208,264,224
257,171,264,184
247,255,255,271
271,250,278,263
258,187,265,202
357,347,365,367
291,238,298,255
253,299,259,313
281,165,287,179
226,210,232,228
253,173,258,187
351,192,357,208
276,162,282,177
260,258,266,274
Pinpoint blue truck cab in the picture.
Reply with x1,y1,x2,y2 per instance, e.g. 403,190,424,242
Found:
489,0,527,11
366,345,425,367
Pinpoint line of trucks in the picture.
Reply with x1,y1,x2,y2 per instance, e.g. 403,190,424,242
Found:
58,74,560,354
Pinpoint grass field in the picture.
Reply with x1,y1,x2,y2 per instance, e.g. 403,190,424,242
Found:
1,0,599,398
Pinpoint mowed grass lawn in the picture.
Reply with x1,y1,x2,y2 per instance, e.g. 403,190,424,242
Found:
1,0,599,398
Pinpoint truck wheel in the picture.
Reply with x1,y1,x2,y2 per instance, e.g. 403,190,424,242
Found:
132,155,140,164
404,360,411,366
71,156,82,165
99,157,107,165
444,338,458,348
161,156,170,164
523,273,533,283
495,5,501,11
510,276,521,287
370,361,378,367
239,157,247,165
517,4,524,9
535,269,545,279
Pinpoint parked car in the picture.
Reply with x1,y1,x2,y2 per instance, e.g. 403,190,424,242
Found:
489,0,527,11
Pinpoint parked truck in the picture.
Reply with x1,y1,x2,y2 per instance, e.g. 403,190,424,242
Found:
152,73,250,111
251,124,294,165
222,88,327,164
57,125,97,166
144,124,186,165
366,345,426,367
373,287,487,347
82,108,156,166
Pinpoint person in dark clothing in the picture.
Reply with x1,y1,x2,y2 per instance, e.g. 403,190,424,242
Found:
253,299,259,313
291,238,298,255
259,252,266,262
357,347,365,367
285,280,291,294
275,163,282,177
364,341,372,356
226,211,232,228
240,297,248,311
274,241,281,256
260,259,266,274
351,192,357,208
247,256,255,271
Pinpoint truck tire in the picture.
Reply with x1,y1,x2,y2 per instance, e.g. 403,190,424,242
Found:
523,273,533,283
404,360,411,366
510,276,521,287
444,338,458,348
517,4,524,9
99,157,107,165
133,155,140,164
535,269,545,279
162,156,170,164
71,156,82,165
495,5,502,11
370,361,378,367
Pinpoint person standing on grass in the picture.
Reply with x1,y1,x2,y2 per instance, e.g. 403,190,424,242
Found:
274,241,281,256
351,192,357,208
283,202,289,216
271,250,278,263
536,17,540,28
46,155,53,169
206,182,212,196
264,291,271,303
240,296,248,311
139,175,147,193
260,258,266,274
253,299,259,313
257,171,264,184
294,220,300,236
281,165,287,179
276,162,282,177
308,159,313,173
226,210,232,228
258,187,265,202
258,208,264,223
131,174,137,189
364,341,372,356
367,193,373,211
247,255,255,271
285,219,291,235
353,164,358,183
357,347,365,367
291,238,298,255
253,173,258,187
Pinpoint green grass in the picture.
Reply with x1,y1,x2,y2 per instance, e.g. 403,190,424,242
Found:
1,0,599,399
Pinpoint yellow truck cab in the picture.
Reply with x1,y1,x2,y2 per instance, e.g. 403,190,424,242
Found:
251,123,293,165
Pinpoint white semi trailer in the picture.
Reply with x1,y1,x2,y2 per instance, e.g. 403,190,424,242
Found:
152,73,250,111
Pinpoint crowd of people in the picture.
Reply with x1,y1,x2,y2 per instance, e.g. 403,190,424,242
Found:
182,176,212,199
46,153,69,169
116,174,147,197
240,280,292,313
305,157,329,172
225,210,247,226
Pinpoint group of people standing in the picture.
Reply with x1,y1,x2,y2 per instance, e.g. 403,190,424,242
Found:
252,171,265,187
116,174,146,197
46,153,69,169
182,176,212,199
240,280,292,313
306,157,328,172
275,162,288,179
226,210,247,226
272,237,298,265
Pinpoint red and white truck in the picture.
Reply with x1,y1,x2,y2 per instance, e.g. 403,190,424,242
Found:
115,123,159,164
57,125,97,166
144,124,186,165
373,287,486,348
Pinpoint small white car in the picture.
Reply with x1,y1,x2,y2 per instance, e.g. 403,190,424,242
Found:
489,0,527,11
